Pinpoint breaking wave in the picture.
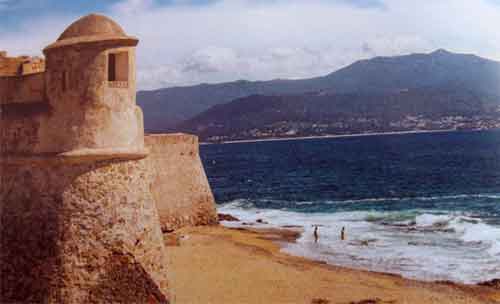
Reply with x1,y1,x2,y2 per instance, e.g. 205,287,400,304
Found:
218,197,500,284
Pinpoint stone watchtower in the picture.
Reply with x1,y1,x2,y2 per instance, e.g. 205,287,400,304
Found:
1,15,175,303
41,14,144,153
2,14,218,303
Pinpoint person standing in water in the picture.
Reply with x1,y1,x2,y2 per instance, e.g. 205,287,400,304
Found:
314,226,319,243
341,227,346,241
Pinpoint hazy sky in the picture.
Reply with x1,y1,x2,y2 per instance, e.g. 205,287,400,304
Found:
1,0,500,90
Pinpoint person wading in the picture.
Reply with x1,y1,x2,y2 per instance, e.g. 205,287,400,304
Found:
314,226,319,243
341,227,346,241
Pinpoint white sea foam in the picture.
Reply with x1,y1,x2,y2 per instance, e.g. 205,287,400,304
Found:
415,214,452,227
457,221,500,256
218,201,500,284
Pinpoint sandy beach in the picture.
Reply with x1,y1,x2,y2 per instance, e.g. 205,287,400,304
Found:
165,226,500,304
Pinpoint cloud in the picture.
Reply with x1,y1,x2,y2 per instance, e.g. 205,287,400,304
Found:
338,0,385,9
2,0,500,89
114,0,500,89
0,0,8,10
111,0,155,15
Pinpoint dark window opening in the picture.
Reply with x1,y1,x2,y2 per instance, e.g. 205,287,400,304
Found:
108,53,116,81
62,71,67,92
108,52,129,87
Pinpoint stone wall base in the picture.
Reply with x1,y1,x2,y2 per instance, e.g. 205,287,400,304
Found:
0,158,169,303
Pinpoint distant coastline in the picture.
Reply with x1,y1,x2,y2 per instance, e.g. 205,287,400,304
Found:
201,128,481,145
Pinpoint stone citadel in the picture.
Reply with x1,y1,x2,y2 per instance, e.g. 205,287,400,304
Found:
0,14,217,303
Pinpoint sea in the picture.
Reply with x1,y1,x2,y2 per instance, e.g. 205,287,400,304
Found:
200,130,500,284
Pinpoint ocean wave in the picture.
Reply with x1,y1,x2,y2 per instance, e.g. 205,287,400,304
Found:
457,221,500,256
415,213,453,227
217,202,500,283
364,211,419,224
219,192,500,209
330,193,500,205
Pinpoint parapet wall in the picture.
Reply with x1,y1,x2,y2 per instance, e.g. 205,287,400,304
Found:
0,72,46,105
0,72,48,155
0,54,24,76
145,134,218,231
0,52,45,77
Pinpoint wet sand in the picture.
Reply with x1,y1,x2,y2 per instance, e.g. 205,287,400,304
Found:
164,226,500,304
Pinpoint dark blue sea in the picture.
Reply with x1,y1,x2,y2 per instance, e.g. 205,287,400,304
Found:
200,130,500,283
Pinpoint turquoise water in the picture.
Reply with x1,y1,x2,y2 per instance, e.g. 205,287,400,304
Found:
201,130,500,283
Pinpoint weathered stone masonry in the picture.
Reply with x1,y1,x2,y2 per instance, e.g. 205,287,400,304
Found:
1,14,217,303
146,134,217,231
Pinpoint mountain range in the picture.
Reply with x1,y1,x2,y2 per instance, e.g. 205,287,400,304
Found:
137,49,500,140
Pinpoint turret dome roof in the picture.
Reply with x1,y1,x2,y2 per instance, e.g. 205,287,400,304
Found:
44,14,138,52
57,14,126,41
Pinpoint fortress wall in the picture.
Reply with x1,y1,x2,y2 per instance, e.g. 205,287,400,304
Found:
0,107,48,154
0,56,23,76
22,60,45,75
0,157,169,303
0,73,46,105
1,15,179,303
145,134,218,231
0,73,48,154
